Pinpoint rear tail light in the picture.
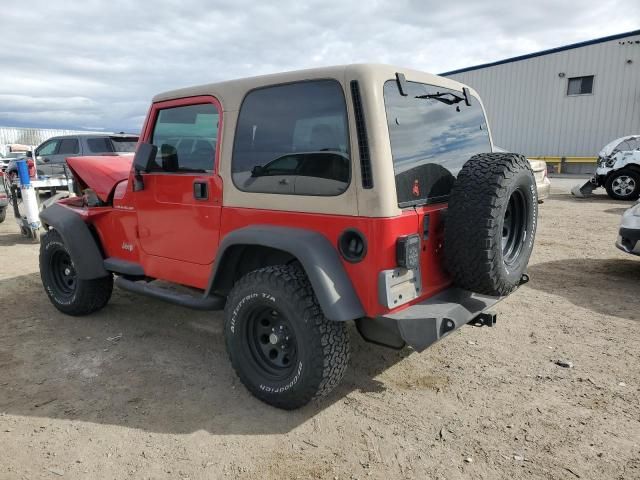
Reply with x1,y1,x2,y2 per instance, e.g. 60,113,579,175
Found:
27,159,36,178
396,234,420,269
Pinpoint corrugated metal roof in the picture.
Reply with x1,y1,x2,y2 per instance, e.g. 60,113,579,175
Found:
441,29,640,76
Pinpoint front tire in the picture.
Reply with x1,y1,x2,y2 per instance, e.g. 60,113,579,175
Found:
224,265,350,409
40,229,113,315
605,170,640,200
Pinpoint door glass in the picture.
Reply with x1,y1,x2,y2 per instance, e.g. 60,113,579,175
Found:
151,103,219,173
37,140,60,156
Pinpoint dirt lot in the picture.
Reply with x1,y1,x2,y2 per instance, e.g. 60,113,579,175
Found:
0,178,639,480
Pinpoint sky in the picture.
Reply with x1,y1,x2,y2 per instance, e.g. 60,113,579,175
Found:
1,0,638,133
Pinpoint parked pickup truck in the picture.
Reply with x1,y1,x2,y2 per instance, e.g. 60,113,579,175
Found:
39,65,537,409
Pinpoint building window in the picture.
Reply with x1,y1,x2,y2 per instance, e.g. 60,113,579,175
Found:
567,76,594,95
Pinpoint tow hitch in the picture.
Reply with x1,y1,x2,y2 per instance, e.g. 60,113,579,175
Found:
469,311,497,328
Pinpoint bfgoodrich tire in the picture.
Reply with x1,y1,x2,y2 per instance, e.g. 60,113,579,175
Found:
40,229,113,316
605,169,640,201
224,265,350,410
444,152,537,296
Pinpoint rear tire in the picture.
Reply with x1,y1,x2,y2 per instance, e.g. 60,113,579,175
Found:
40,229,113,315
445,153,537,296
0,207,6,223
224,265,350,409
605,170,640,200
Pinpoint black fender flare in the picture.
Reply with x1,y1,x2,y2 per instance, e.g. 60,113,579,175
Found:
206,226,365,322
40,204,109,279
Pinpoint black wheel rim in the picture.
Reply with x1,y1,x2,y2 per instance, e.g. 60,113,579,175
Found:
245,305,298,379
502,189,527,266
49,250,77,297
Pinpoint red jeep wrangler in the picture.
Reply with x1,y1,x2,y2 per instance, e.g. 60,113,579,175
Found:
39,64,537,409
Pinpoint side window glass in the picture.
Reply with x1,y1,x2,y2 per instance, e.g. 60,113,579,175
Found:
58,138,80,155
37,140,60,156
151,103,219,173
87,137,113,153
232,80,350,196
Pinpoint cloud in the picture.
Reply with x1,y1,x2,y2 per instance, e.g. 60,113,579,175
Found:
0,0,638,132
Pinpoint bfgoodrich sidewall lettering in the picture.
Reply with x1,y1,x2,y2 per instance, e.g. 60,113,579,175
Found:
227,287,306,396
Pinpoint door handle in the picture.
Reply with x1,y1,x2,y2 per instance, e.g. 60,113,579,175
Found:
193,180,208,200
279,178,289,185
42,158,50,163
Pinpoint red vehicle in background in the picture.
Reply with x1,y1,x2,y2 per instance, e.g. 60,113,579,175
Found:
38,65,537,409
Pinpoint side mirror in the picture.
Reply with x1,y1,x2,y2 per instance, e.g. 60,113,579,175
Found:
251,165,264,177
134,143,157,173
133,143,158,191
26,151,33,158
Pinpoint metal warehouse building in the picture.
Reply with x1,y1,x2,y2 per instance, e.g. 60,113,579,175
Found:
442,30,640,173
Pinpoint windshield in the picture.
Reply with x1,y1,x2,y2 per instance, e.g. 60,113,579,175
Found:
384,80,491,206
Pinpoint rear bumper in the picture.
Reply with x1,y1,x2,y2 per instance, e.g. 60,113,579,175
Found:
536,179,551,201
356,287,505,352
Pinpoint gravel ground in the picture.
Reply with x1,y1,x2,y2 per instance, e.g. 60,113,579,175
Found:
0,178,639,480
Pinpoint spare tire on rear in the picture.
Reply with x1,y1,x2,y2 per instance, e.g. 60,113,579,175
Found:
444,152,537,296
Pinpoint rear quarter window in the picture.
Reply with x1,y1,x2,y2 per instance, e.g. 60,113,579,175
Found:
87,137,113,153
232,79,351,196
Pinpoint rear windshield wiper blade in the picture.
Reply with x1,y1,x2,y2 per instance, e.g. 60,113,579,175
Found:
415,91,464,105
416,87,472,106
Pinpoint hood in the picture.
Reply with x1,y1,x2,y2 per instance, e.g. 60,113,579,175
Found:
66,155,133,202
599,135,640,157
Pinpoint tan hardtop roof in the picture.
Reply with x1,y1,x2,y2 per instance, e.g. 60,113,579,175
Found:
152,63,473,111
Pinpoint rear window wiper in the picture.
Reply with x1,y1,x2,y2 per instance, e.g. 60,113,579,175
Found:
416,87,471,106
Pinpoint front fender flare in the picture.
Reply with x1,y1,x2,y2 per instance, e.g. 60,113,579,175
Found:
207,226,365,322
40,204,108,279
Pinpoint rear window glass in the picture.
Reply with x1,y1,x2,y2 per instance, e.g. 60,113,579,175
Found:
232,80,350,196
384,80,491,206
